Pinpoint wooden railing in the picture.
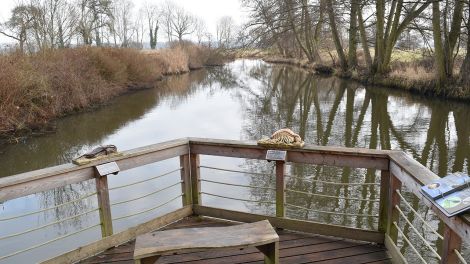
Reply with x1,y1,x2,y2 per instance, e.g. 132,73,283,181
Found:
0,138,468,264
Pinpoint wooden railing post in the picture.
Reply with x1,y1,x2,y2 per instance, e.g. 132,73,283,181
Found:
275,161,285,218
94,174,113,237
440,225,462,264
190,154,201,206
386,173,402,243
378,170,390,234
180,154,192,206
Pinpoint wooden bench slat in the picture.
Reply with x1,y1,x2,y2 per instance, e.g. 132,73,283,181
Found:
133,220,278,259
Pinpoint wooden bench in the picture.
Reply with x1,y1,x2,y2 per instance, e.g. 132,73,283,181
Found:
133,220,280,264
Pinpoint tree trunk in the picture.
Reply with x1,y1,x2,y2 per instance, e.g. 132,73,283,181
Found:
348,0,359,69
58,24,65,48
326,0,348,72
382,0,403,70
444,0,464,77
302,0,316,62
286,0,314,62
373,0,385,74
313,0,325,61
357,7,371,67
95,29,101,46
153,25,158,48
432,1,448,86
149,28,155,49
460,22,470,85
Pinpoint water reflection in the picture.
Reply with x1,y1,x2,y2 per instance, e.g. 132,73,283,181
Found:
0,60,469,262
237,61,469,262
0,64,243,263
0,71,207,177
239,62,469,176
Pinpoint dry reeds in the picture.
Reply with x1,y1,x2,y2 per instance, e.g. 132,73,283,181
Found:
0,46,212,135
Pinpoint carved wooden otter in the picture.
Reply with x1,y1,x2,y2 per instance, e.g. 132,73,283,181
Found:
270,128,302,144
257,128,305,148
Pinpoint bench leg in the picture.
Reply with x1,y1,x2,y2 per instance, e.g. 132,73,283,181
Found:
256,242,279,264
135,255,161,264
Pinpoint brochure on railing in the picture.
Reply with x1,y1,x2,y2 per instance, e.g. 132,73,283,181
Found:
420,172,470,217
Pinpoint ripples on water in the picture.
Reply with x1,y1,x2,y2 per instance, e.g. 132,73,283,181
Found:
0,59,468,263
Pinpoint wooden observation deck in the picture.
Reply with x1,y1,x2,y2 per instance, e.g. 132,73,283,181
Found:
0,138,468,263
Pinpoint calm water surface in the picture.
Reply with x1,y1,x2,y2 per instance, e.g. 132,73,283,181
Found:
0,60,469,263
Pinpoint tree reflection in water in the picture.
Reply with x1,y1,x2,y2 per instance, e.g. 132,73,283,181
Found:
238,61,469,260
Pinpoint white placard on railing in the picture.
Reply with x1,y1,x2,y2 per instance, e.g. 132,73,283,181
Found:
95,162,120,176
266,150,287,161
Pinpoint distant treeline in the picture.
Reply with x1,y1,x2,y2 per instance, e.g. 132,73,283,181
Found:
0,0,240,52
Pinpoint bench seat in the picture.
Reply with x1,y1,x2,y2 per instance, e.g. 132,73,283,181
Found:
133,220,279,264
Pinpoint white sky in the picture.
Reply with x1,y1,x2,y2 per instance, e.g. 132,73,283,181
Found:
0,0,248,44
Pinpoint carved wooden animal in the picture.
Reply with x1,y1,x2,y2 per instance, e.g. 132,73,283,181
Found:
271,128,302,144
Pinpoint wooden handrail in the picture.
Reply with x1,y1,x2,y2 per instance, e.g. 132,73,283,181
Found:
189,138,392,170
1,138,470,264
0,138,189,201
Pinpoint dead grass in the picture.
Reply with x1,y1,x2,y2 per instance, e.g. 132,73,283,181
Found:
262,48,470,100
388,57,435,81
144,46,189,74
0,45,222,136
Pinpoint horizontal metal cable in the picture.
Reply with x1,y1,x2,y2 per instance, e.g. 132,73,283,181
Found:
395,190,444,240
0,223,100,261
200,166,379,186
454,249,468,264
0,192,97,222
109,167,182,191
199,166,274,177
393,221,428,264
395,205,441,260
0,207,99,240
285,174,380,186
112,194,183,221
200,192,276,204
285,189,380,202
285,203,379,218
111,181,182,206
200,179,276,191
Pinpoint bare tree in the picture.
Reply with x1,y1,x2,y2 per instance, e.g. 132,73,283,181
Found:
144,3,159,49
112,0,134,47
170,5,195,42
326,0,348,72
460,1,470,85
216,16,237,48
133,8,145,47
0,5,36,52
54,0,78,48
373,0,431,75
432,0,465,85
161,0,175,42
205,31,213,47
194,17,207,45
76,0,113,45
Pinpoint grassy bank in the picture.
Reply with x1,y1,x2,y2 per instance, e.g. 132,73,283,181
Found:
0,45,226,140
255,50,470,101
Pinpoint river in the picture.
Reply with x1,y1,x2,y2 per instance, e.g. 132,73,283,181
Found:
0,59,468,263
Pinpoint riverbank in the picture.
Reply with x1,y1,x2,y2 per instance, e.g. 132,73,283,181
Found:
0,45,227,142
260,54,470,101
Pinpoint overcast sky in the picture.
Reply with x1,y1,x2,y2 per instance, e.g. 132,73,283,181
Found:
0,0,248,44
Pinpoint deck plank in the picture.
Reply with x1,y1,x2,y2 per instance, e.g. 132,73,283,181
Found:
79,217,390,264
